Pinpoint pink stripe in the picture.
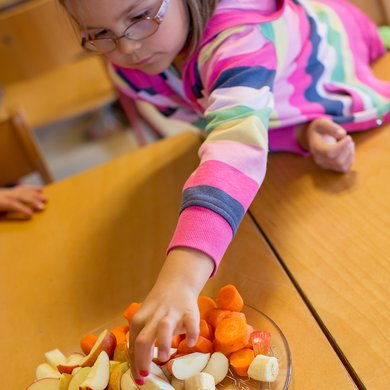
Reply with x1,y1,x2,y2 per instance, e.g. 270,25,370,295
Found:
184,160,260,210
199,140,267,183
342,111,390,132
167,206,233,275
324,84,365,113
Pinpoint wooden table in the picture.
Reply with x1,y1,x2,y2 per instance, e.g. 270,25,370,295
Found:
0,132,355,389
249,54,390,389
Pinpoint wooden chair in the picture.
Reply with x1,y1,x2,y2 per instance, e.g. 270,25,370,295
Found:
0,108,53,186
0,0,117,129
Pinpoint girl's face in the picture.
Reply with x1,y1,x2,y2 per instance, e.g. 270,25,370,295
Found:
66,0,189,74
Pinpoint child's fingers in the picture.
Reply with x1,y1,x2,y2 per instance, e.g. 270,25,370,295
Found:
156,316,177,362
17,193,46,211
7,200,33,217
182,312,200,347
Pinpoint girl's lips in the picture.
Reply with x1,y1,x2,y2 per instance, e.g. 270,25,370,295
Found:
134,55,155,65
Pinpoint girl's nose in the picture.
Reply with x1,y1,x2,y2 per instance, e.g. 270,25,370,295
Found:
117,38,142,54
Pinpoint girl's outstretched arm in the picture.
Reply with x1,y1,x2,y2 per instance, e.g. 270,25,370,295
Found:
128,247,214,385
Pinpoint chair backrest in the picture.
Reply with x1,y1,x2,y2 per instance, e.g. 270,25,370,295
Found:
0,108,53,185
0,0,83,86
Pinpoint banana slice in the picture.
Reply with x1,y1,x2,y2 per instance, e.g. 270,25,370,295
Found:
247,354,279,382
184,372,215,390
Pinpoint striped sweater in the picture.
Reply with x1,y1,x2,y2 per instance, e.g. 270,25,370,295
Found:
110,0,390,274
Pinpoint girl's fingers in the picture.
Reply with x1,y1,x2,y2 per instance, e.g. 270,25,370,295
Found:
7,200,33,217
156,316,176,362
182,312,199,347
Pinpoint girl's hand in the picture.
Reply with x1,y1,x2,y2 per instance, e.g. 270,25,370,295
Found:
305,118,355,173
0,185,48,218
128,248,214,386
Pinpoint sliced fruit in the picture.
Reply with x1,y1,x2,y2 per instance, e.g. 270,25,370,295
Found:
35,362,61,379
170,377,185,390
113,341,128,363
120,368,138,389
170,352,210,380
185,372,215,390
27,378,61,389
79,329,116,367
250,331,271,356
247,354,279,382
44,349,67,368
142,373,174,389
108,361,128,390
68,367,91,390
152,346,177,361
80,350,110,389
59,373,72,390
202,352,229,384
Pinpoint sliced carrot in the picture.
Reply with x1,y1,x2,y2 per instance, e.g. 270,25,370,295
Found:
198,295,217,320
216,284,244,312
214,316,249,356
199,319,213,340
207,308,231,329
225,311,246,321
80,333,98,355
244,324,254,348
250,330,271,355
230,348,255,377
122,302,141,323
110,325,129,344
171,334,184,349
177,335,214,354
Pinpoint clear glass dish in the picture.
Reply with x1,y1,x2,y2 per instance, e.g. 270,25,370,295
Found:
89,304,292,389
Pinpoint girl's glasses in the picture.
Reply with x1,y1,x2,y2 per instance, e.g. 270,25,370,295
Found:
81,0,169,53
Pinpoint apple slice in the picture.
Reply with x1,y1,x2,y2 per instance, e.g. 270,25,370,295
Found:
170,352,210,380
68,367,92,390
57,352,85,374
142,373,174,389
120,368,138,389
35,363,61,379
59,373,72,390
80,351,110,389
202,352,229,384
107,361,128,390
152,347,177,361
27,378,60,389
44,348,67,368
170,377,185,390
150,361,168,382
79,329,116,367
185,372,215,390
113,341,128,363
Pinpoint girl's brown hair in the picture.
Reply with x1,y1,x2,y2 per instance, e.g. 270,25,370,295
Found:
59,0,219,56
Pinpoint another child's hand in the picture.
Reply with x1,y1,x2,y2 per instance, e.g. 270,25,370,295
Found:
306,118,355,173
0,185,48,218
128,248,214,385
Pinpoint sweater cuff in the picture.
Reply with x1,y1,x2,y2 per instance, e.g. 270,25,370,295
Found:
167,206,233,277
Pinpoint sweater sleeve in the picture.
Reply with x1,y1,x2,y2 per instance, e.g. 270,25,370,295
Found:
167,25,277,275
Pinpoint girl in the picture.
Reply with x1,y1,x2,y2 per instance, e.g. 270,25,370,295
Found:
60,0,390,385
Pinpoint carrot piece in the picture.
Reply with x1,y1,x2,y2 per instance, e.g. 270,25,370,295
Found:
214,316,249,356
225,311,246,321
198,295,217,320
216,284,244,312
199,319,213,340
244,324,254,348
80,333,98,355
250,331,271,355
177,335,214,354
230,348,255,377
110,325,129,344
171,334,184,349
122,302,141,323
207,308,231,329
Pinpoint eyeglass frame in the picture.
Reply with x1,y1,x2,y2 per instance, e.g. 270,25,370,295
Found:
81,0,170,53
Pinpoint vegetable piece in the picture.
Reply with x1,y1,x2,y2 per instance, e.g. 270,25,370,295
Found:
169,352,210,380
198,296,217,320
185,372,215,390
250,331,271,355
199,319,213,340
207,309,231,329
229,348,255,377
122,302,141,323
110,325,129,344
247,354,279,382
177,336,214,354
171,334,184,349
202,352,229,385
214,316,249,356
215,285,244,312
80,333,98,355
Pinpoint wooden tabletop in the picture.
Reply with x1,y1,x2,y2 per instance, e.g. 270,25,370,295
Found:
0,132,355,389
249,54,390,389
